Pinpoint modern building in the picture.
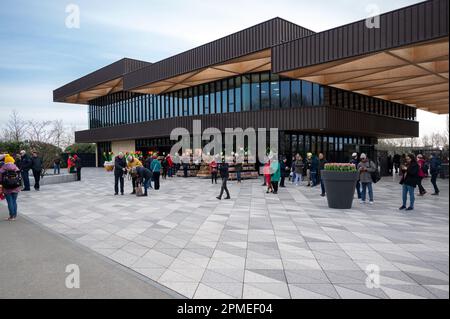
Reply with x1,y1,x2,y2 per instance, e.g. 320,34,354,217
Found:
54,0,448,166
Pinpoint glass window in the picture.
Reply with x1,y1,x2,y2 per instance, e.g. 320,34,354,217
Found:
270,73,280,109
198,85,204,115
222,80,228,113
311,135,317,154
242,75,251,111
209,83,215,114
280,78,290,108
228,78,235,113
165,95,170,118
183,89,188,116
298,134,304,154
215,81,221,114
260,73,270,109
313,83,321,106
291,134,298,154
304,135,310,154
193,87,198,115
291,80,301,107
251,73,260,110
301,80,312,106
235,77,242,112
204,84,210,114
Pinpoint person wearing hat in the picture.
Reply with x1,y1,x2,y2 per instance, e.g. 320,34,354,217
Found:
350,152,362,199
0,155,21,221
18,150,32,191
357,153,376,204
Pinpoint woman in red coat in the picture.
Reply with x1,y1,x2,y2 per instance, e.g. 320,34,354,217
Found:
416,154,427,196
263,160,273,193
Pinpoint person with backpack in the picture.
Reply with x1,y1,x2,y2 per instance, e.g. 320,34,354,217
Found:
416,154,427,196
357,153,376,204
0,155,21,221
429,153,441,196
31,151,43,191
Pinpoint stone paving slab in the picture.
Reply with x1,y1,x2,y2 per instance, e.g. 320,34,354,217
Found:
9,168,449,299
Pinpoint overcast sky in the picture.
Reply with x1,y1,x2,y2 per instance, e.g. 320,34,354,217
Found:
0,0,447,137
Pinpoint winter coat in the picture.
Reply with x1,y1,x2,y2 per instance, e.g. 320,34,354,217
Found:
417,159,426,178
430,157,442,175
150,159,162,173
270,161,281,182
293,160,304,175
403,162,419,188
127,158,142,170
136,166,153,180
114,157,127,176
358,160,376,183
0,163,21,194
310,156,319,173
20,154,32,171
209,161,218,173
219,163,229,179
31,156,43,172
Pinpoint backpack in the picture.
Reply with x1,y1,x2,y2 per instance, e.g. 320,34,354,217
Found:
370,167,381,184
2,170,22,189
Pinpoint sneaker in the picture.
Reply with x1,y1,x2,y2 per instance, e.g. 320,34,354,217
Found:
399,206,406,210
360,200,365,204
216,196,221,200
224,197,231,200
369,201,374,205
320,193,326,197
406,207,414,211
114,193,118,196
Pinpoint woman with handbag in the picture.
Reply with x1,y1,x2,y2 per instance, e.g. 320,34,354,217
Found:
399,154,420,211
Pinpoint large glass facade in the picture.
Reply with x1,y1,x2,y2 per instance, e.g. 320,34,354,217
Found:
88,71,417,129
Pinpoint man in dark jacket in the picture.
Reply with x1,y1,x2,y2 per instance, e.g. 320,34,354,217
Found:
393,153,401,174
73,154,82,181
429,154,442,195
400,154,419,211
310,154,319,187
318,153,328,197
135,166,153,196
279,157,288,188
217,162,230,200
31,151,43,191
114,153,127,195
19,150,32,191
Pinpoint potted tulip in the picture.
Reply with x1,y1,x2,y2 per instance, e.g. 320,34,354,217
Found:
321,163,358,209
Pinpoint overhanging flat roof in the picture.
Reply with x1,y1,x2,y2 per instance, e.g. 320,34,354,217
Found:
53,58,151,104
272,0,449,114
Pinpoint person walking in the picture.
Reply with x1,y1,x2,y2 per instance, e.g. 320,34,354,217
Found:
357,153,376,204
350,153,362,199
73,154,82,181
235,155,243,184
429,153,441,196
279,157,288,188
209,159,218,184
114,153,127,196
318,153,328,197
216,162,230,200
161,157,168,180
53,157,61,175
150,156,161,190
292,154,304,186
166,155,174,178
399,154,420,211
127,155,143,194
393,153,401,174
310,154,319,187
416,154,427,196
134,166,153,197
0,155,21,221
31,151,43,191
19,150,32,191
263,160,273,193
305,153,313,186
270,158,281,194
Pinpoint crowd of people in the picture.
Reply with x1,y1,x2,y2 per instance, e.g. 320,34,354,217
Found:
0,150,83,221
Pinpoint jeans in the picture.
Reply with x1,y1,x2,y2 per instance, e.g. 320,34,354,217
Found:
355,181,361,199
236,170,242,182
218,177,230,199
32,169,41,190
320,179,326,195
143,177,151,195
311,171,318,186
431,173,439,194
5,193,18,218
21,170,30,190
114,174,124,194
361,182,373,202
53,164,60,175
293,173,302,185
402,184,415,208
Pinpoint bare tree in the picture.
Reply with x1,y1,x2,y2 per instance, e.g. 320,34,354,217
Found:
50,120,66,149
2,110,28,142
27,119,53,143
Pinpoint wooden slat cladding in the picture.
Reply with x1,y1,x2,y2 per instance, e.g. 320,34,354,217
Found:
75,107,418,143
123,18,314,91
272,0,449,73
53,58,151,102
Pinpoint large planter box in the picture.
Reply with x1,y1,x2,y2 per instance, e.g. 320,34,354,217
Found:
321,170,358,209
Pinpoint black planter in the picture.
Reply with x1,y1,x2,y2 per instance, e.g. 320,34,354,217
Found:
321,170,358,209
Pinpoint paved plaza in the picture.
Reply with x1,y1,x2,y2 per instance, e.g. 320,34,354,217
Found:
10,168,449,299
